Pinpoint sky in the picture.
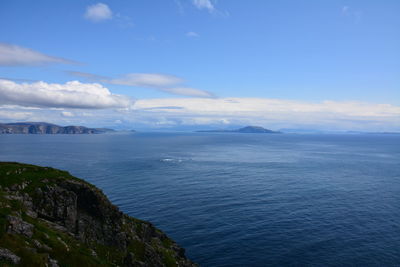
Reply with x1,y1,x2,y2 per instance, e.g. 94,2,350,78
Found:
0,0,399,131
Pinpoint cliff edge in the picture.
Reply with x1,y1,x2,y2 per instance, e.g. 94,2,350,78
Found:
0,162,197,266
0,122,115,134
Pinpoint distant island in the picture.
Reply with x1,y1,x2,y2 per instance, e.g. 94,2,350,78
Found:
197,126,281,134
0,122,115,134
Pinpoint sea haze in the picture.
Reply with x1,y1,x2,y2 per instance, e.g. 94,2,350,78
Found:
0,133,399,266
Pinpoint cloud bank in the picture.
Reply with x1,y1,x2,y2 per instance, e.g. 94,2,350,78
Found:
84,3,113,22
1,97,399,131
131,97,400,130
0,79,133,109
0,43,74,66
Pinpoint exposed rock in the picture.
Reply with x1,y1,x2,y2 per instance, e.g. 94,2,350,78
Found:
0,248,21,264
48,258,59,267
6,215,34,237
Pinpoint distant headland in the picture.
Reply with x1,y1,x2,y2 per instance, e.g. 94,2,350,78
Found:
0,122,115,134
197,126,281,134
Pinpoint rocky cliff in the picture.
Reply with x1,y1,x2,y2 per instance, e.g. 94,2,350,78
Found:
0,122,115,134
0,162,197,266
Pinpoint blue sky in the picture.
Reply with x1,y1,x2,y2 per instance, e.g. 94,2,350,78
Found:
0,0,399,131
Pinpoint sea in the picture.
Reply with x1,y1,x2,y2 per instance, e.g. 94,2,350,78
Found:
0,132,399,266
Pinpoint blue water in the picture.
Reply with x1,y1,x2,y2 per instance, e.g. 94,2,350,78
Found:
1,133,400,266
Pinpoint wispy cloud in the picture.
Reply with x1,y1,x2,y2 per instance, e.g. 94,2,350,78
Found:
69,71,214,98
174,0,185,14
115,13,134,28
186,31,199,37
341,6,363,24
109,73,183,88
84,3,113,22
67,71,108,81
192,0,215,12
341,6,350,15
0,79,134,109
160,87,213,98
0,43,75,66
133,98,400,118
0,110,33,120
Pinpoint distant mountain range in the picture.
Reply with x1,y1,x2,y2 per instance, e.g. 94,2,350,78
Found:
0,122,115,134
197,126,281,134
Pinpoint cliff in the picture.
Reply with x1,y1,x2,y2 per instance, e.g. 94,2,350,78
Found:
0,162,197,266
0,122,115,134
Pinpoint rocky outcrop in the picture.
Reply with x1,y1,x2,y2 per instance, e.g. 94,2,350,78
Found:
0,122,115,134
0,162,197,266
6,215,34,237
0,248,21,264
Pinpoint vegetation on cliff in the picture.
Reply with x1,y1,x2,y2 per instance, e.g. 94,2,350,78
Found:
0,122,115,134
0,162,196,266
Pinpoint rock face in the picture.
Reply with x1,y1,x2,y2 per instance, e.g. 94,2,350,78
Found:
0,162,197,266
0,122,115,134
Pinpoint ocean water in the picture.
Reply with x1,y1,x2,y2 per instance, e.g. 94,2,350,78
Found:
0,133,399,266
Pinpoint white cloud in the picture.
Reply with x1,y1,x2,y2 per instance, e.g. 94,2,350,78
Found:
186,31,199,37
193,0,215,12
69,71,214,98
84,3,113,22
0,43,74,66
0,79,134,109
61,111,75,117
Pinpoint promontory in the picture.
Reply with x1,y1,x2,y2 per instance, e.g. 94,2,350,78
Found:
0,122,115,134
0,162,197,266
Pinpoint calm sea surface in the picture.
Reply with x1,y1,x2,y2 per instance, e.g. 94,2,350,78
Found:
0,133,399,266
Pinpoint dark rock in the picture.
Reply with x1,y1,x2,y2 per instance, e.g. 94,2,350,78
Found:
0,247,21,264
6,215,34,237
49,258,59,267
